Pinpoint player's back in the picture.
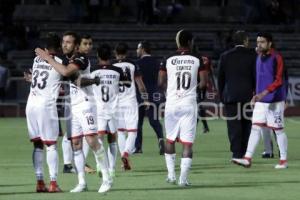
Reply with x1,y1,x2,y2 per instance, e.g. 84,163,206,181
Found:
162,51,202,106
91,65,123,111
29,55,63,105
112,59,138,105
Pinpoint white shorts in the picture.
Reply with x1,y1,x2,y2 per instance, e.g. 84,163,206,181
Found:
117,102,138,132
69,101,98,139
26,98,59,145
252,101,285,130
164,104,197,145
97,116,117,135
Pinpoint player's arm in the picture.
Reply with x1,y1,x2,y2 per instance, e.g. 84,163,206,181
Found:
35,48,78,77
76,76,100,87
135,75,149,103
158,60,167,91
199,56,209,89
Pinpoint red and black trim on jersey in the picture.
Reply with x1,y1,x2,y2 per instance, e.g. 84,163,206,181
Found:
69,53,89,71
96,64,129,83
112,58,142,77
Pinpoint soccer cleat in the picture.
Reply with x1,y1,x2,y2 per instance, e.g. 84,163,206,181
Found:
262,152,274,159
165,177,176,184
36,180,48,193
231,157,252,168
48,181,63,193
178,179,191,187
158,139,165,155
133,149,143,154
98,179,113,193
203,127,210,134
121,156,131,171
63,164,76,173
85,164,96,174
275,160,288,169
70,183,88,193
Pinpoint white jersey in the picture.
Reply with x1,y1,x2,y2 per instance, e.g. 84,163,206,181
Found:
91,65,125,114
69,53,94,106
113,59,140,105
160,50,203,106
28,55,63,104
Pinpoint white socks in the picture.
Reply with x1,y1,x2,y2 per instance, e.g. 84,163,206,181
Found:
82,137,90,160
165,153,176,179
46,144,58,182
179,158,192,182
125,133,137,155
62,135,73,165
108,142,117,172
33,148,44,181
93,146,110,182
117,131,126,155
245,125,262,158
73,150,86,185
274,130,288,160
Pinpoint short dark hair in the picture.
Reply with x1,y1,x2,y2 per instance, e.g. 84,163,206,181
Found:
63,31,80,45
257,32,273,43
138,40,151,54
176,29,193,47
80,34,92,43
115,42,128,55
233,30,248,45
45,32,61,51
97,43,111,61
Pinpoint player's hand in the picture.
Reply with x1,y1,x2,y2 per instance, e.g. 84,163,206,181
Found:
35,48,51,61
251,90,268,106
94,76,100,86
143,100,151,110
23,69,32,82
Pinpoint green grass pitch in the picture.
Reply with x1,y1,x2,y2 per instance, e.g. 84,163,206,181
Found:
0,117,300,200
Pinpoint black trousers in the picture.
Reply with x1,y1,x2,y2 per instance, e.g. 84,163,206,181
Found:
224,103,252,158
135,102,164,150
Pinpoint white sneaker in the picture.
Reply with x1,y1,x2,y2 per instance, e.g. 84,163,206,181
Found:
178,178,191,187
165,176,176,184
70,183,88,193
98,179,113,193
275,160,288,169
231,158,251,168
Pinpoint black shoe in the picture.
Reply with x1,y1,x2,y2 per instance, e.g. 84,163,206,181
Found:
203,127,209,134
261,152,274,158
63,164,76,173
158,139,165,155
134,149,143,154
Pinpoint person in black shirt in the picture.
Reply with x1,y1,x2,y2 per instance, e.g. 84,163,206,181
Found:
135,41,165,155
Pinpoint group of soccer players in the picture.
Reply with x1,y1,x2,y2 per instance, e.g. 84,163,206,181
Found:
24,28,289,194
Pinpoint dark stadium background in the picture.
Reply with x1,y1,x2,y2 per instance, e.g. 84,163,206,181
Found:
0,0,300,116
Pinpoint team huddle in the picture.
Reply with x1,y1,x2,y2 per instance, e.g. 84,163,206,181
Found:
24,29,289,194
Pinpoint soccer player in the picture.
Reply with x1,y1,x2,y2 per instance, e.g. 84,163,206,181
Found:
91,43,131,176
158,30,205,186
26,32,63,192
113,42,149,170
77,34,96,174
232,32,288,169
35,32,112,193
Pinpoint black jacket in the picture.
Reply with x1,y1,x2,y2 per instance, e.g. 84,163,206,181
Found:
217,46,256,104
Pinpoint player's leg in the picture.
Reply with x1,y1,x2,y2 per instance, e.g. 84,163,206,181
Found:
261,128,274,158
69,112,87,193
178,106,197,186
147,102,165,155
107,130,118,174
82,137,95,174
26,104,47,192
267,101,288,169
164,107,178,184
232,102,268,167
41,107,62,192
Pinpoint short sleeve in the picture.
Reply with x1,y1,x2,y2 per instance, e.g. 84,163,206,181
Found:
70,55,88,70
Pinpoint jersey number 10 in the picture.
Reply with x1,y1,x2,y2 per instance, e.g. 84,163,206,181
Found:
176,71,191,90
